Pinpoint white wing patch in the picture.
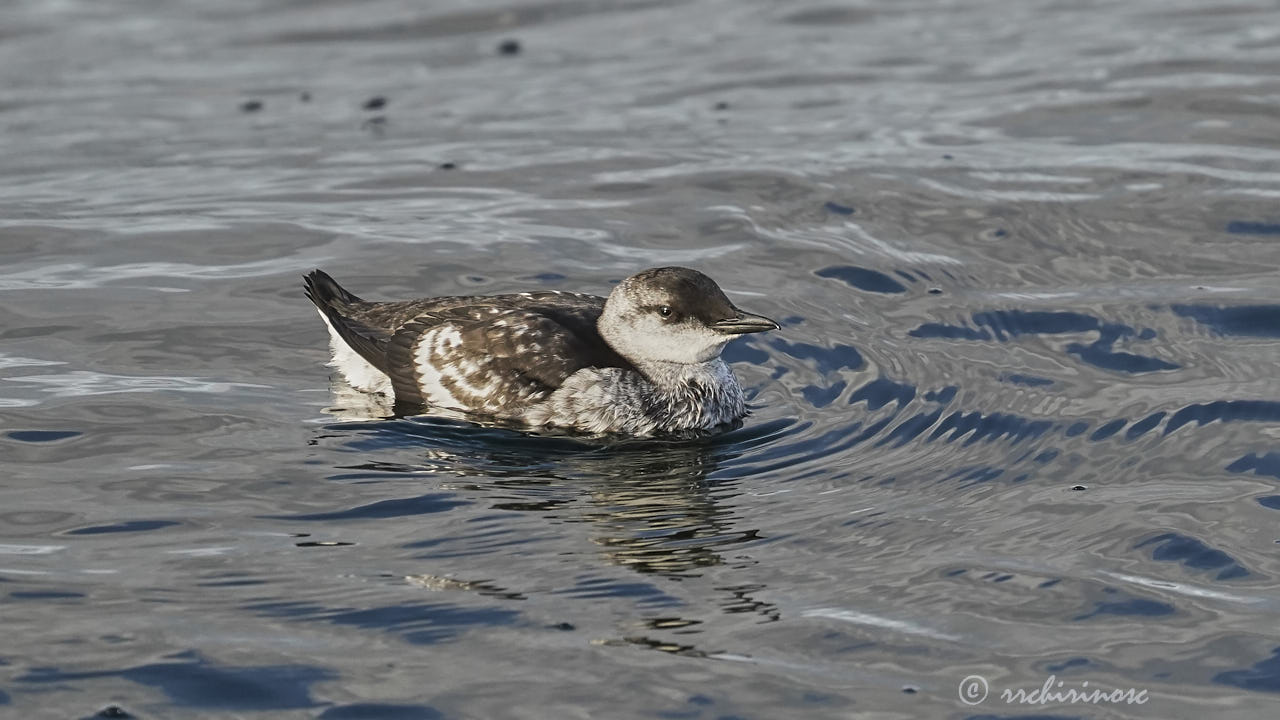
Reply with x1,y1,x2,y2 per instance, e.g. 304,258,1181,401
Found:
412,326,464,409
404,310,572,414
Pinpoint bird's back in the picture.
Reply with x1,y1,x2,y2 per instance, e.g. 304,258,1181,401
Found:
304,271,634,413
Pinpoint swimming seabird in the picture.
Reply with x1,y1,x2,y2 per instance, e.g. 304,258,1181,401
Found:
304,267,778,435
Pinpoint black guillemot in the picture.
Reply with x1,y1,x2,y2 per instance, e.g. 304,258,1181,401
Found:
304,266,778,435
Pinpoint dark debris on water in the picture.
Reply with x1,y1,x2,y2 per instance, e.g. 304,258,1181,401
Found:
83,706,134,720
87,707,134,720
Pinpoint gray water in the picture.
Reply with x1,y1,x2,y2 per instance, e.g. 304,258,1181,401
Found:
4,1,1280,718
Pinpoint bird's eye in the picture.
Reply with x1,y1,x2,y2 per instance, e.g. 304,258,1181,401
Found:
658,305,672,318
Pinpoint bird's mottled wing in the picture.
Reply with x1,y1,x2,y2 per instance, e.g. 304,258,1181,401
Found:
382,295,623,413
342,298,471,335
344,292,603,335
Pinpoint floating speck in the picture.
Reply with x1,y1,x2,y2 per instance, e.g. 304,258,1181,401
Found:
239,99,263,113
498,39,521,55
363,96,387,111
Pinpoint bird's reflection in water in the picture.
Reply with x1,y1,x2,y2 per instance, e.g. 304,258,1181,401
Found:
320,391,781,652
538,438,783,654
563,441,755,578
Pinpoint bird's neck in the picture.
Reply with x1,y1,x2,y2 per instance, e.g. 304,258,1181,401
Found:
633,358,732,392
629,358,747,431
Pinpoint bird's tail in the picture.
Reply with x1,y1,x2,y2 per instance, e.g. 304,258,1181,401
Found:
303,269,364,312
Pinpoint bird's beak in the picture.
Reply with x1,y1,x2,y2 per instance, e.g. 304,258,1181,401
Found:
713,310,780,335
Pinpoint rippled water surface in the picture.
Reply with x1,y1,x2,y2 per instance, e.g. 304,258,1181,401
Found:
5,0,1280,718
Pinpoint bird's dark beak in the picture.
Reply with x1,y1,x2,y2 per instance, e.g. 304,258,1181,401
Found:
713,310,780,335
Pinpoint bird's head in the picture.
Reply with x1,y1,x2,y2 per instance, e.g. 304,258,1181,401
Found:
599,266,778,366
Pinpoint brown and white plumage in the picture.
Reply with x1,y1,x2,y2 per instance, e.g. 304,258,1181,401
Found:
304,267,778,435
